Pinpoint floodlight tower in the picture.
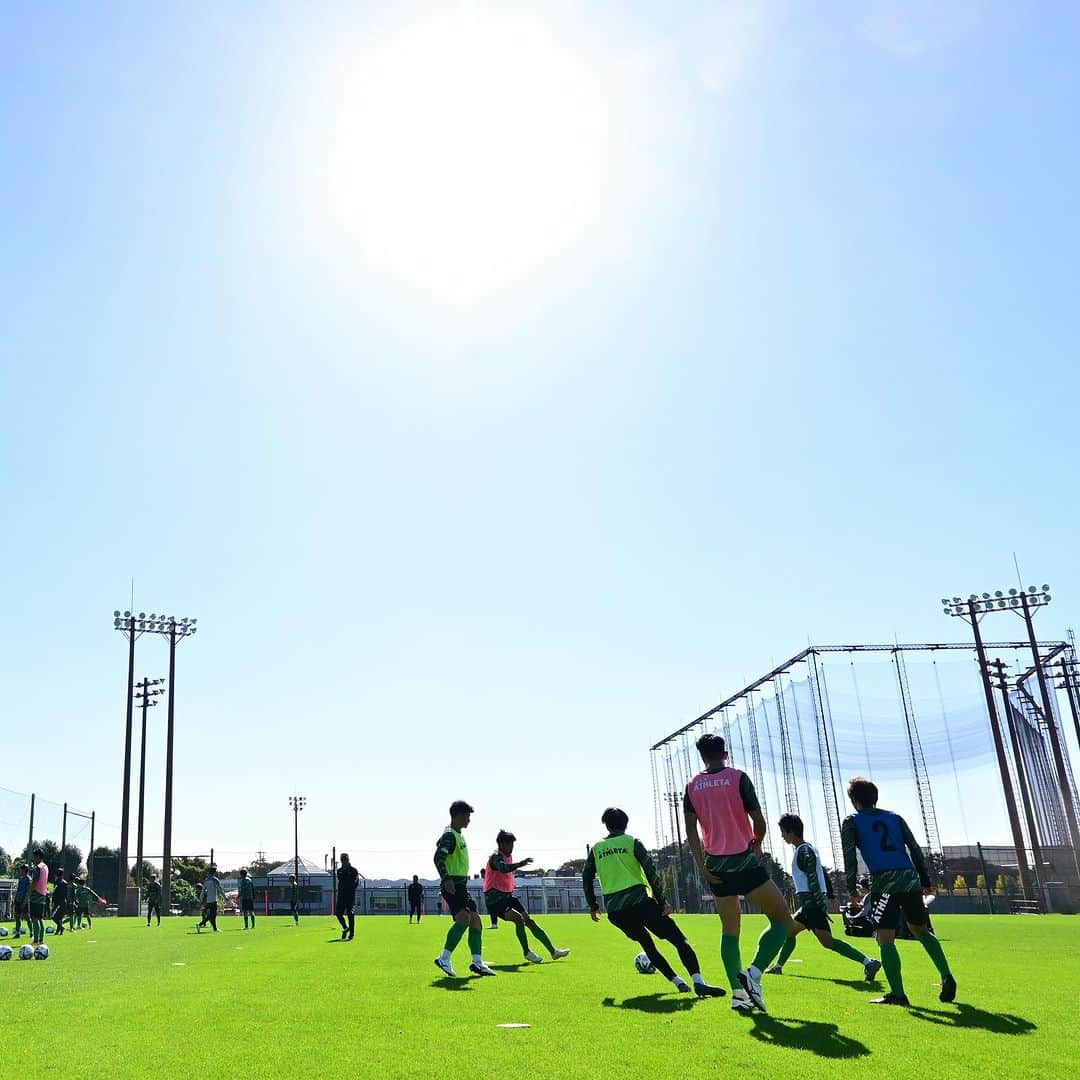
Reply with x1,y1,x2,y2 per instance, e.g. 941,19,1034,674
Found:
115,612,199,912
289,795,307,882
942,587,1080,855
133,677,165,896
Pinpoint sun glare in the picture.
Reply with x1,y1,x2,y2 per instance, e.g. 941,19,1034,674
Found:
305,11,651,304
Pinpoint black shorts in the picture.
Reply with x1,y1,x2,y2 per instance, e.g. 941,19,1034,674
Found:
241,900,254,913
29,895,48,917
486,894,526,920
441,885,477,917
793,903,831,932
409,901,422,914
335,897,355,917
868,890,928,932
707,865,769,898
607,898,684,942
13,899,28,917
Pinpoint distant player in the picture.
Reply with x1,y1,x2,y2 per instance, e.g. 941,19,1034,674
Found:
683,733,797,1012
432,800,496,978
289,874,300,925
764,814,881,980
583,807,725,998
50,868,69,936
484,831,569,964
336,854,360,941
196,868,225,932
239,869,256,930
408,875,424,924
74,877,105,929
29,849,49,945
13,865,31,938
145,875,162,926
842,777,956,1006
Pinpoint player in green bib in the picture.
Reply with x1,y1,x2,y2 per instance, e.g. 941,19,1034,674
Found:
239,868,256,930
433,800,496,978
144,876,162,926
75,880,105,928
583,807,725,998
765,814,881,980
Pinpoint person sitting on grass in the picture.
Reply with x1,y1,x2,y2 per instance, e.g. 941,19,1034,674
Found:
842,776,956,1007
765,813,880,981
583,807,725,999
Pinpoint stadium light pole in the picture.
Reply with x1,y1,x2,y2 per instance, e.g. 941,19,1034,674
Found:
112,611,139,912
289,796,307,882
943,586,1080,856
116,612,199,913
133,677,165,898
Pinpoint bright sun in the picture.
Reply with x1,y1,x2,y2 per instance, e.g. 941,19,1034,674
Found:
304,10,653,304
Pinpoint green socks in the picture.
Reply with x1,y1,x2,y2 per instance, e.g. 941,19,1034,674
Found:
917,931,951,977
514,923,530,953
751,920,790,972
830,938,869,965
776,935,798,967
467,927,483,957
531,924,556,955
721,934,743,990
879,939,905,997
444,921,467,952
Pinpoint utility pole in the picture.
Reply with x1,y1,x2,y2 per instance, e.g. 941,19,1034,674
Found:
133,678,165,897
115,610,198,914
113,611,138,911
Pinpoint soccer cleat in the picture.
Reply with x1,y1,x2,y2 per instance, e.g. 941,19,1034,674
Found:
551,948,571,959
524,951,543,964
693,982,727,998
765,964,784,975
730,988,754,1011
940,974,957,1003
674,978,691,993
864,958,882,981
341,929,348,940
869,993,910,1006
433,955,458,978
738,969,767,1013
195,924,202,934
469,960,497,976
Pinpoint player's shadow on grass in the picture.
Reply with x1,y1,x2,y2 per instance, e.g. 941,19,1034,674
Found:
748,1016,870,1060
601,995,696,1014
787,974,880,992
908,1004,1036,1036
430,977,474,991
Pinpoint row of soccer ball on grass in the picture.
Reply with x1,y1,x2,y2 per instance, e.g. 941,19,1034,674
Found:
0,926,58,937
0,945,49,960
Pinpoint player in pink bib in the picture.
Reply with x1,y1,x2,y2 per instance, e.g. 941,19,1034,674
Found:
483,830,569,963
684,733,796,1013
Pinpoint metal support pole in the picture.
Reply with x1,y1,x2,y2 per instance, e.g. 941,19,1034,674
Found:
136,678,149,897
294,808,299,883
1058,658,1080,757
992,665,1043,898
88,812,95,888
332,845,336,916
1020,593,1080,854
976,842,995,915
162,622,178,914
119,616,136,912
61,802,67,858
28,793,35,854
969,607,1030,890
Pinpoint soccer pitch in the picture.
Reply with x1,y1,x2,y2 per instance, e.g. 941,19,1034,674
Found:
5,915,1076,1078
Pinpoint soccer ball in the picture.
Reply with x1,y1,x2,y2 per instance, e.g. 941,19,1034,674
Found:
0,946,12,961
34,945,50,960
45,925,55,934
634,952,656,975
18,945,34,960
0,926,8,937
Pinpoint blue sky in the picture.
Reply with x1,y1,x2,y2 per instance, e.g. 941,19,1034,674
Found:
3,2,1079,877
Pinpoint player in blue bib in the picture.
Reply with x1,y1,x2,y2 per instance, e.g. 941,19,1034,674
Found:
841,777,956,1006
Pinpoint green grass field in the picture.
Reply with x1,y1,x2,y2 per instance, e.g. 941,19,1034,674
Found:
5,914,1077,1078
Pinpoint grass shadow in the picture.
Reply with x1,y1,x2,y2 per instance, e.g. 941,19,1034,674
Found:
786,974,879,991
601,994,695,1014
490,963,530,972
908,1004,1037,1035
430,977,474,991
748,1016,871,1059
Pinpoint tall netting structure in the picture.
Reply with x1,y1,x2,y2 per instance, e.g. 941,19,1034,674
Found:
651,641,1080,903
